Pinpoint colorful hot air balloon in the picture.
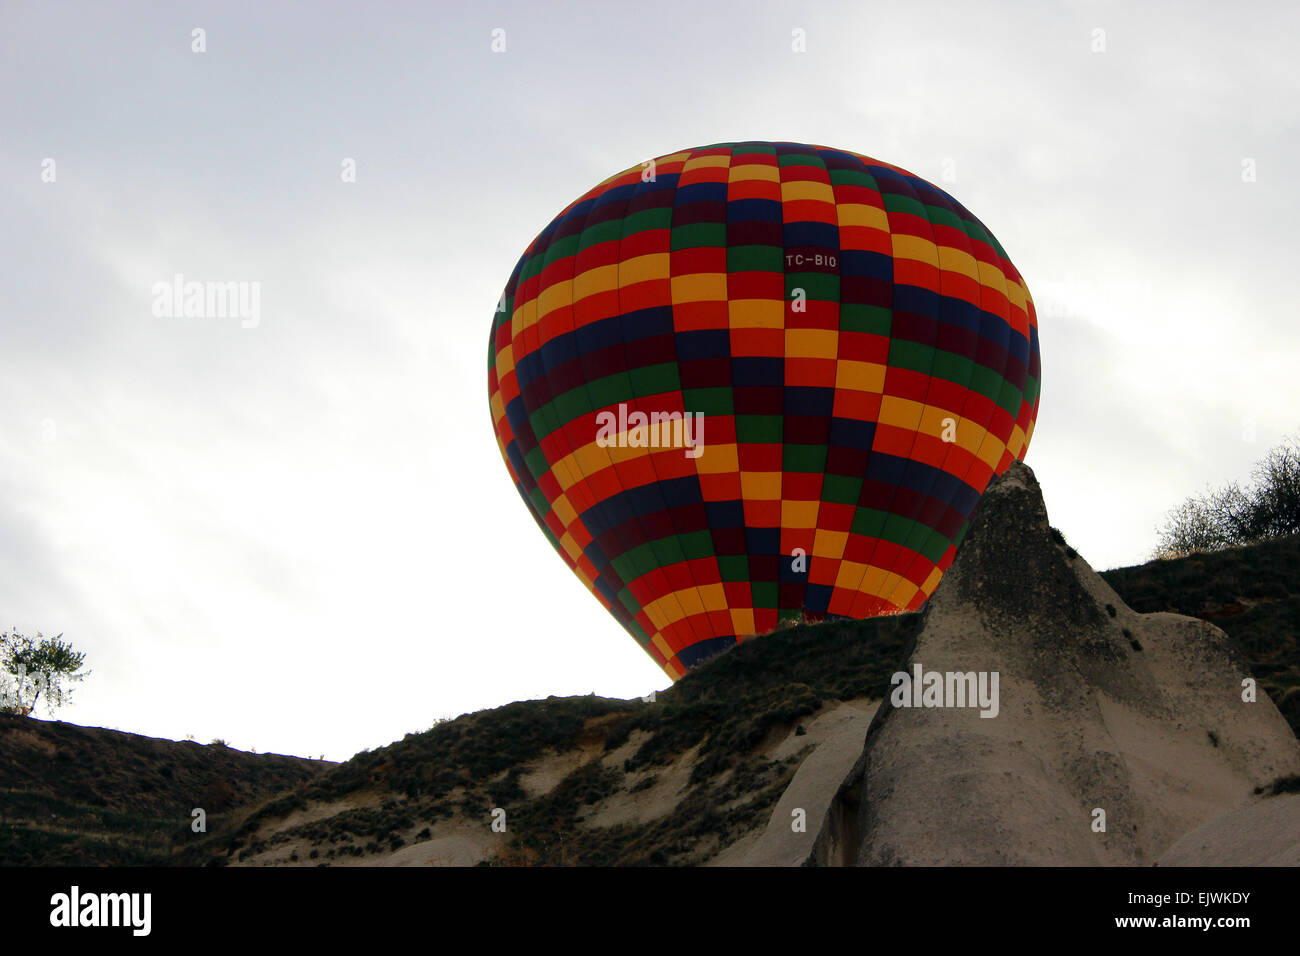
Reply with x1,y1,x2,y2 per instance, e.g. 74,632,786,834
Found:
488,142,1040,681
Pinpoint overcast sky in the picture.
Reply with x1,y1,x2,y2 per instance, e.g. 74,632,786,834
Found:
2,1,1296,760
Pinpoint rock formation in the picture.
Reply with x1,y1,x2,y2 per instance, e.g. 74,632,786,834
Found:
838,460,1300,865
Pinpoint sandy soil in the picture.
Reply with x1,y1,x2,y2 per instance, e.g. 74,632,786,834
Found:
710,699,878,866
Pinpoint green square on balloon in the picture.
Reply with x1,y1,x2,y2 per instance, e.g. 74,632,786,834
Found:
888,339,935,376
924,204,966,233
851,507,888,539
728,245,784,273
822,473,862,505
622,207,673,237
542,233,579,265
881,513,916,547
930,349,974,387
629,362,681,398
882,193,926,219
777,153,823,169
736,415,783,443
650,535,687,567
920,528,949,563
524,445,550,481
783,443,827,473
682,387,732,416
627,619,651,646
627,542,659,579
553,385,594,424
588,372,634,412
785,272,838,301
996,379,1022,418
751,581,778,608
679,530,714,561
839,304,892,336
829,167,876,189
717,555,749,581
671,223,725,250
968,363,1004,404
610,553,636,584
580,219,624,251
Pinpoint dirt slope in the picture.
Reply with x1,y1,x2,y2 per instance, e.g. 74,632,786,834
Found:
0,717,328,865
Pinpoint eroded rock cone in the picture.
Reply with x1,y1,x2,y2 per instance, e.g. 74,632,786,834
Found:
853,460,1300,865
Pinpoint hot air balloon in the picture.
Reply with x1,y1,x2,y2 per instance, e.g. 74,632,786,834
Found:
488,142,1040,681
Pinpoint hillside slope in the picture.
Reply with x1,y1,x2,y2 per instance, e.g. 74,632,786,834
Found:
0,718,329,865
175,613,918,866
1101,533,1300,734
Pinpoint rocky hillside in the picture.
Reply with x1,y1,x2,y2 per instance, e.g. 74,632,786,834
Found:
1102,533,1300,734
0,719,329,865
174,612,918,867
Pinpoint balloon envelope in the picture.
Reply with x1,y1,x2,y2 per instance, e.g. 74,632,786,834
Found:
488,142,1040,680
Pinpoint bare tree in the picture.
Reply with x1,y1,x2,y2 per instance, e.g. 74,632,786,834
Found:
1245,436,1300,539
1155,432,1300,558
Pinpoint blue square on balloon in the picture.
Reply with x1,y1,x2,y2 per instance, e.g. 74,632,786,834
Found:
897,460,934,496
866,451,908,485
514,350,546,389
677,635,736,668
579,501,610,536
593,574,618,602
583,541,609,571
779,553,810,583
676,181,727,204
783,221,838,248
727,198,782,223
505,395,531,434
894,284,941,319
803,583,833,613
539,334,579,372
841,249,892,279
576,314,624,354
733,357,783,386
829,417,875,450
658,476,703,508
705,500,744,528
621,306,673,341
785,386,834,416
624,482,665,517
675,329,730,360
745,527,780,555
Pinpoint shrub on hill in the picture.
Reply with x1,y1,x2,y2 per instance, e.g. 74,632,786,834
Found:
1156,433,1300,558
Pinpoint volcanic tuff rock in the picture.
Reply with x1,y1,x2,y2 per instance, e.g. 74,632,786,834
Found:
1156,793,1300,866
843,461,1300,865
